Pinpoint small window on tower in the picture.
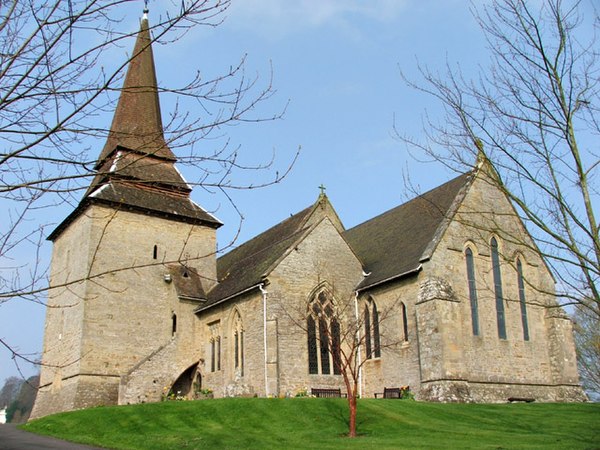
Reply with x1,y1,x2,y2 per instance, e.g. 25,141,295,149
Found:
153,245,158,260
172,313,177,336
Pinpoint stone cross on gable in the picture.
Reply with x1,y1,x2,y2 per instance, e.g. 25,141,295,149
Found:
318,184,326,196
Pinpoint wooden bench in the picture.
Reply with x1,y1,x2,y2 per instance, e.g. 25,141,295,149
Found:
311,388,346,398
508,397,535,403
375,387,409,399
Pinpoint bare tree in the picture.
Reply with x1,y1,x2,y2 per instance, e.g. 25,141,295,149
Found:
572,301,600,400
291,288,404,438
399,0,599,318
0,1,295,373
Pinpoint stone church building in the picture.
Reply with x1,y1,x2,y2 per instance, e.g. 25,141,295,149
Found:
31,14,584,419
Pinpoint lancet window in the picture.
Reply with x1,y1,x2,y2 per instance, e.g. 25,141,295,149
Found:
491,237,507,339
208,321,221,372
465,247,480,336
516,258,530,341
364,297,381,358
232,310,244,375
400,302,409,342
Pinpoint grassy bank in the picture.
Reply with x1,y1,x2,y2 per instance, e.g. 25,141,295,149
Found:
24,398,599,449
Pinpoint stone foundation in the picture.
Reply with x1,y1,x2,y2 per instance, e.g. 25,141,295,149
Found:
30,374,120,420
419,380,588,403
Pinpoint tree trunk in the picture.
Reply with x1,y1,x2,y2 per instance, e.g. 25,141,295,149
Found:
347,392,357,437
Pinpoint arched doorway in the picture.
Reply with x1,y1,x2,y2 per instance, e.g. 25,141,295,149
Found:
170,363,200,399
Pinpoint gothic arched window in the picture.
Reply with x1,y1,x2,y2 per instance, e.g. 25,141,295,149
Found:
364,297,381,358
307,289,341,375
516,258,530,341
491,237,507,339
364,306,372,359
465,247,480,336
208,321,221,372
400,302,409,342
232,310,244,375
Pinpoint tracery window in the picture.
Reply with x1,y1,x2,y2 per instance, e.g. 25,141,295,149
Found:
232,310,244,375
465,247,480,336
516,258,530,341
307,289,341,375
364,297,381,358
491,237,507,339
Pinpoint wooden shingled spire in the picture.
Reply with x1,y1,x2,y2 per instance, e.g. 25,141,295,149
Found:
48,11,222,241
97,11,175,167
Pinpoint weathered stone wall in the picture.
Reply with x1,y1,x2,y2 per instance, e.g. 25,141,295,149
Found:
194,218,363,398
31,211,91,419
196,290,266,398
359,277,422,399
415,172,585,401
420,380,587,403
119,339,178,404
266,218,364,397
32,204,218,418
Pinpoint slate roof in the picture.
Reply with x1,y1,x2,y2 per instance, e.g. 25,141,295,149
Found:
88,183,220,225
344,172,473,290
167,264,207,302
48,183,220,241
199,174,474,310
199,202,319,310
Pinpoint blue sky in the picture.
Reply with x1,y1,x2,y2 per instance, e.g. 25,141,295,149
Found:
0,1,489,383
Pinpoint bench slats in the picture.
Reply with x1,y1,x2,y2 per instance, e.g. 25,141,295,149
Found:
375,386,409,399
311,388,346,398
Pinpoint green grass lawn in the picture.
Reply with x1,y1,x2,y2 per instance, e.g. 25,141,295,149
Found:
23,398,600,449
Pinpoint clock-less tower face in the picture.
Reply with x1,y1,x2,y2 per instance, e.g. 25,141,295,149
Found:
31,13,221,419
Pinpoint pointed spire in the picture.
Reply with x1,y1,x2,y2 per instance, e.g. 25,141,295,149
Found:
85,10,190,196
96,12,175,169
48,10,222,241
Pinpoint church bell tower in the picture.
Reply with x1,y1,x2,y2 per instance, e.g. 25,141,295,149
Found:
31,10,221,419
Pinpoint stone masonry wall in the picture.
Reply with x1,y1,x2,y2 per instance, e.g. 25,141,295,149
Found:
31,212,92,419
195,218,364,398
359,277,422,399
267,218,364,397
196,290,266,398
416,172,585,401
32,204,218,418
